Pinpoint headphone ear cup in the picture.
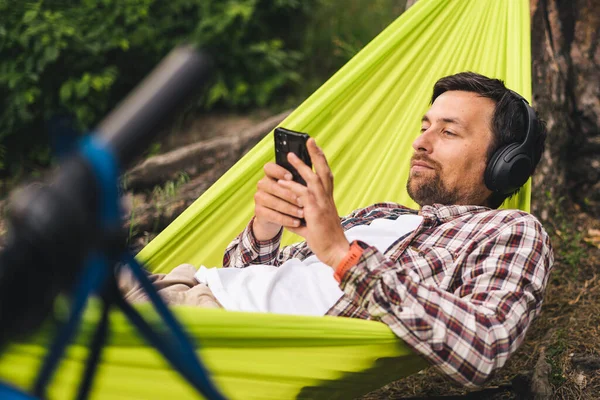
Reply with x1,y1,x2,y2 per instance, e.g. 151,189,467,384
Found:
485,143,530,194
485,96,539,197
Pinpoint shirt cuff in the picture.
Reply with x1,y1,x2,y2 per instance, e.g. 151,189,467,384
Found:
338,242,410,316
246,216,283,252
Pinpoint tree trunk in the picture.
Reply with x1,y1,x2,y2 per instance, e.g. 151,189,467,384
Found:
530,0,600,220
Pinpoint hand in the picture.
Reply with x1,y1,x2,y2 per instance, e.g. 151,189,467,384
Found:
278,139,350,268
253,162,305,241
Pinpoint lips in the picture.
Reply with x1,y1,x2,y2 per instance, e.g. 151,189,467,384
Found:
410,157,437,175
411,161,434,169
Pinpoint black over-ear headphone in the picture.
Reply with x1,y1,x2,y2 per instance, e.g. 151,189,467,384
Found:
484,91,539,195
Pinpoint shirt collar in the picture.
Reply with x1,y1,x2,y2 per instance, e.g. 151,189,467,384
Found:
419,203,492,223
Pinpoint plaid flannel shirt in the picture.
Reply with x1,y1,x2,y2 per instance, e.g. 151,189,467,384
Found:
223,203,554,386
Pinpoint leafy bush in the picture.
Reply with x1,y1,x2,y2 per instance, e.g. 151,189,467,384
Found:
0,0,312,177
297,0,406,100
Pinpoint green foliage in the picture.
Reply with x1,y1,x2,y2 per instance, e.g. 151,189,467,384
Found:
546,329,567,387
1,0,404,182
0,0,313,176
558,229,586,273
146,142,162,158
151,171,189,205
189,0,308,108
150,171,189,232
295,0,406,100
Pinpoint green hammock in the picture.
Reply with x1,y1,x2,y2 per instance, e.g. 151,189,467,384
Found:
0,0,532,398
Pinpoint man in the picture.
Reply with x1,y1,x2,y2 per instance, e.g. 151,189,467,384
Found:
221,72,553,386
122,72,553,387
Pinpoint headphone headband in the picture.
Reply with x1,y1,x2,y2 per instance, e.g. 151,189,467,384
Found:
508,90,538,155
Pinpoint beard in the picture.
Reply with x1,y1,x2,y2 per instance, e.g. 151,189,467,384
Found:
406,154,459,206
407,171,459,206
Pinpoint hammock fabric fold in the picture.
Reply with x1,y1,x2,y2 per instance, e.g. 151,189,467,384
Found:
0,0,532,398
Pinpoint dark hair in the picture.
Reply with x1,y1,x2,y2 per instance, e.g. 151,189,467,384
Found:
431,72,547,208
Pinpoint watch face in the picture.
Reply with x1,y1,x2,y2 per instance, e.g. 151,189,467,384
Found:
352,240,368,250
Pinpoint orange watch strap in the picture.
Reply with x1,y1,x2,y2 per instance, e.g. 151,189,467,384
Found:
334,241,364,282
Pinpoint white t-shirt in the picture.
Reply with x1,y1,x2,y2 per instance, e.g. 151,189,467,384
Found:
195,214,423,316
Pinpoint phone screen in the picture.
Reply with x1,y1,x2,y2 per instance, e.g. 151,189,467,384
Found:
274,127,312,186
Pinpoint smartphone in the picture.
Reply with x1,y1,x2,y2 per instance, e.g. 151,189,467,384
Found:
274,127,312,186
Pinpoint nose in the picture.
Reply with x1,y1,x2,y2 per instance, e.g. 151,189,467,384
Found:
412,127,433,154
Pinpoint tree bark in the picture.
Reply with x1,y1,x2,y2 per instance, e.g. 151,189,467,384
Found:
530,0,600,220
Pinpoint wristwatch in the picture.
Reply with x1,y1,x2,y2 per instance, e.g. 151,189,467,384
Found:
334,240,366,282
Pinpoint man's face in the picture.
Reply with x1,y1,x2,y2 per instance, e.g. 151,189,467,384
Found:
407,90,495,207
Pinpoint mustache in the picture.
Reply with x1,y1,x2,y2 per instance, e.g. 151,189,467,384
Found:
410,154,441,170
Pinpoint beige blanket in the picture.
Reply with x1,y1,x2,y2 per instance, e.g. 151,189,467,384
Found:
119,264,222,308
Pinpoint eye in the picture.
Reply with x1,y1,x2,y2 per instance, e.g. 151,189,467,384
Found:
443,130,456,137
420,126,429,133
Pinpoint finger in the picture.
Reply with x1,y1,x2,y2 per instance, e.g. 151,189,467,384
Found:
257,177,301,206
255,204,302,228
277,179,310,200
286,225,307,237
264,162,293,181
287,152,320,188
254,191,304,219
307,139,334,194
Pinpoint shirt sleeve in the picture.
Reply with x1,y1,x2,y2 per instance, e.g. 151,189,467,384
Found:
338,217,554,386
222,217,284,268
222,217,310,268
222,202,401,268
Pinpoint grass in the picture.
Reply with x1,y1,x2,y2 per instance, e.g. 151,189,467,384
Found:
124,171,190,249
151,172,189,206
546,196,587,270
149,171,190,233
546,329,568,387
